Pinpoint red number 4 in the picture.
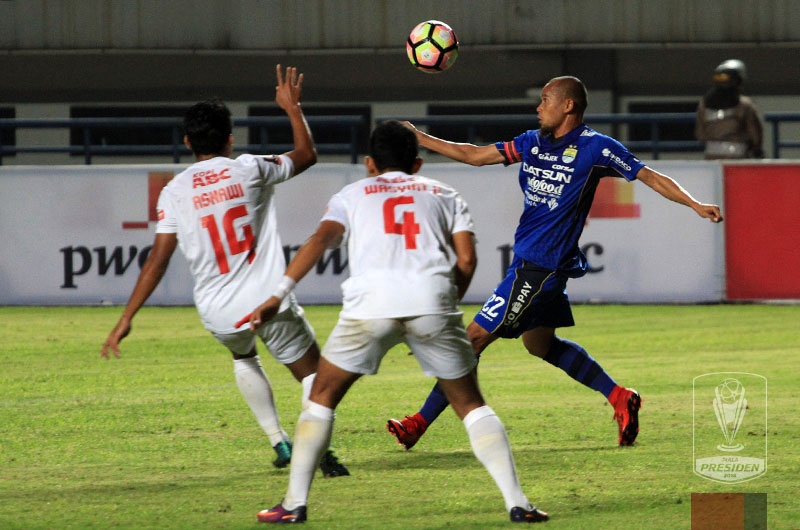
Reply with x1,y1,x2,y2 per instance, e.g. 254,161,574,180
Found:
201,205,255,274
383,196,420,249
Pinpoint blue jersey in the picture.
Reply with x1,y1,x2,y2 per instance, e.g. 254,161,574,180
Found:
495,124,645,277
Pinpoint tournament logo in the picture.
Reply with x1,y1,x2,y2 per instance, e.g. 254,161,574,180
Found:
693,372,767,484
562,145,577,164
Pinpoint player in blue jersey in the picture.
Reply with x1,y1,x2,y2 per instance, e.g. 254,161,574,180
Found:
388,76,723,449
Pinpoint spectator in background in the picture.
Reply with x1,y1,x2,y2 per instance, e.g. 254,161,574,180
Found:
695,59,764,159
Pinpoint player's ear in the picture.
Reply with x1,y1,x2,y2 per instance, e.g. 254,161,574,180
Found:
183,135,192,150
410,157,423,174
365,156,379,176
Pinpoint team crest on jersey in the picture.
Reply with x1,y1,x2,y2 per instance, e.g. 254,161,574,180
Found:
562,146,578,164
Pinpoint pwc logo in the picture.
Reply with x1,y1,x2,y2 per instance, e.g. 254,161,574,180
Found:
59,172,174,289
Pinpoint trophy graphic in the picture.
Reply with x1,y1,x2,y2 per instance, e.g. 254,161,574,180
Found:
712,378,747,452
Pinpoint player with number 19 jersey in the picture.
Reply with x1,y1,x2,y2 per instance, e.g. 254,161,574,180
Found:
156,153,295,334
321,171,474,319
496,124,645,277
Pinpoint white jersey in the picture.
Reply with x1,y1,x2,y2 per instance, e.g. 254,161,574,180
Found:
321,171,474,319
156,153,295,333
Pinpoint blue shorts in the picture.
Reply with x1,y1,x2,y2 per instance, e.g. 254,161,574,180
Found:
473,256,575,339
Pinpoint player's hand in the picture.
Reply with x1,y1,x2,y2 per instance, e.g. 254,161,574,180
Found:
275,64,303,111
248,297,282,332
696,203,724,223
101,319,131,359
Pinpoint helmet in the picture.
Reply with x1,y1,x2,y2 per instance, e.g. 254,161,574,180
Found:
713,59,746,87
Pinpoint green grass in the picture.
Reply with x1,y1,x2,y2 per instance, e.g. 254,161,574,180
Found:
1,304,798,529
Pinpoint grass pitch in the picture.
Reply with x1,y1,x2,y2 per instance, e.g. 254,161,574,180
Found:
1,304,798,529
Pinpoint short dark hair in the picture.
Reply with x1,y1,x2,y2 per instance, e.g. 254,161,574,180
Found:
552,76,588,116
369,120,419,173
183,98,232,156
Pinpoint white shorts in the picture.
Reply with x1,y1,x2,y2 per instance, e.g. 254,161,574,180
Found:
211,297,316,363
322,312,476,379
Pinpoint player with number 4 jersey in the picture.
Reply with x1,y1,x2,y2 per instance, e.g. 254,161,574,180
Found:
322,172,473,319
249,120,548,524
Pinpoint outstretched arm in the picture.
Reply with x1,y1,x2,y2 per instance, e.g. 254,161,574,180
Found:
101,233,177,359
452,231,477,301
636,166,724,223
275,64,317,175
402,121,504,166
248,220,345,330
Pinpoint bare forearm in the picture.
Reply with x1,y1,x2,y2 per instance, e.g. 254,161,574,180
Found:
120,258,169,320
453,263,475,301
404,121,503,166
274,65,316,174
451,231,477,301
416,130,480,164
285,234,327,283
286,106,317,173
637,166,724,222
651,173,697,207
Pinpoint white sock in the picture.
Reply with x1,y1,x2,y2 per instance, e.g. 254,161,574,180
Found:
233,356,288,446
301,373,316,407
464,405,531,512
283,401,334,510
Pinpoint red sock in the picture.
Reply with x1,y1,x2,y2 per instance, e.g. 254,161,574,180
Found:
608,385,624,407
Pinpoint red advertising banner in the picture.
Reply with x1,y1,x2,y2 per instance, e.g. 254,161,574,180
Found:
724,164,800,299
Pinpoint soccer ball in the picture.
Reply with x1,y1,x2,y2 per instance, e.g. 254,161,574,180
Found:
406,20,459,73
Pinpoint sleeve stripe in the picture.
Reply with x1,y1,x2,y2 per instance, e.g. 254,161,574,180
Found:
504,141,521,163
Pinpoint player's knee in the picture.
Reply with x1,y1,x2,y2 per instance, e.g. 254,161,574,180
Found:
525,344,548,358
231,346,258,360
522,331,554,359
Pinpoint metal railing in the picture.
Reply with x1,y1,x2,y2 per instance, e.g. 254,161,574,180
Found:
388,113,704,160
764,112,800,158
0,112,797,165
392,112,800,160
0,115,365,165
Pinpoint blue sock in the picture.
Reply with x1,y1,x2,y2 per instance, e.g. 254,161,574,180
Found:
543,337,617,398
418,382,450,425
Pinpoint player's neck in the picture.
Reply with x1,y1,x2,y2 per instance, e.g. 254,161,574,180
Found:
550,120,582,141
195,153,226,162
